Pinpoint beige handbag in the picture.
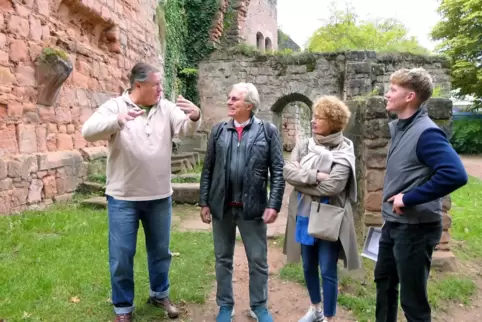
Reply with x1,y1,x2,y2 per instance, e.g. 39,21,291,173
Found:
307,198,345,242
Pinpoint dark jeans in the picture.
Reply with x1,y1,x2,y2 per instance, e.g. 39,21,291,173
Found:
301,239,340,317
107,195,173,314
374,221,442,322
212,207,268,308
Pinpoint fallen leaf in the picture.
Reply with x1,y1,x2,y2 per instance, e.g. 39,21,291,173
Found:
172,252,181,257
22,311,32,318
70,296,80,303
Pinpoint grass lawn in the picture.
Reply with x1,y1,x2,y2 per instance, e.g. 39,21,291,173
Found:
279,176,482,322
449,176,482,259
0,203,214,322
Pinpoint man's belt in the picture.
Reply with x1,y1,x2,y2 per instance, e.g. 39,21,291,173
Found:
227,201,243,207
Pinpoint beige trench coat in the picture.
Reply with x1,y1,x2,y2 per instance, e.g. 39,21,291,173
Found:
282,138,361,271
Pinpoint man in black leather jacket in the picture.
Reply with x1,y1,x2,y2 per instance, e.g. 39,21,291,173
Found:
199,82,285,322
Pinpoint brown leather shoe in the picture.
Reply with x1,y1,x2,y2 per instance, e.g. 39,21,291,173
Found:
113,312,132,322
147,297,179,318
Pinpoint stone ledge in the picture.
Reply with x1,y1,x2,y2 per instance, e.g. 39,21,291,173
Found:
432,250,458,272
37,150,83,171
80,147,108,161
172,183,200,205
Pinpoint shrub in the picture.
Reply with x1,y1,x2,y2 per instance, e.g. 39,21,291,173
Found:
450,117,482,154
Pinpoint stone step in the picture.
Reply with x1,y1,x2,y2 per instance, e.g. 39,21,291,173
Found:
171,152,200,166
80,183,200,207
171,158,193,174
172,183,200,204
79,181,105,194
171,173,201,183
193,148,206,158
81,196,107,208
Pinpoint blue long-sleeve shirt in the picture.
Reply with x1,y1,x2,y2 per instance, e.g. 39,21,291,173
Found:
402,128,468,206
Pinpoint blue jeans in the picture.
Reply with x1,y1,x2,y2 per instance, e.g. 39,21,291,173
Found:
107,195,173,314
301,239,340,317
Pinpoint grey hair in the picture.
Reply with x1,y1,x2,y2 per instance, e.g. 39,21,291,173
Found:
232,82,260,114
129,62,160,88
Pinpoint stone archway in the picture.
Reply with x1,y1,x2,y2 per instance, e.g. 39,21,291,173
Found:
256,32,265,52
270,93,313,152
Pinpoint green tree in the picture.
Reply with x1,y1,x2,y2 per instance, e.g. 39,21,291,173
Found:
307,2,429,55
431,0,482,109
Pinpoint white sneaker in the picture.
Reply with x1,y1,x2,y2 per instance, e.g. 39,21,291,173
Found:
298,306,324,322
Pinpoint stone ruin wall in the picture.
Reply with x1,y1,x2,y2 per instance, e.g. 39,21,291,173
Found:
209,0,277,51
0,0,162,215
243,0,277,51
281,102,311,152
198,50,450,131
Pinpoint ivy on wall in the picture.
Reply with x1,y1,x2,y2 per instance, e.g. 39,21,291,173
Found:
159,0,219,106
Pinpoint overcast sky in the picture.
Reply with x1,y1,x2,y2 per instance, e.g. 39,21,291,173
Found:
277,0,442,51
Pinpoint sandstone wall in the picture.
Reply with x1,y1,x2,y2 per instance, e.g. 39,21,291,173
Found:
0,0,162,214
281,102,311,152
243,0,277,51
198,50,450,130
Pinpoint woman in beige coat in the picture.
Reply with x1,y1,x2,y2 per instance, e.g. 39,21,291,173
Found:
283,96,361,322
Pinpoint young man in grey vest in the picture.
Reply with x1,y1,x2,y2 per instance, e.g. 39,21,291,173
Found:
375,68,468,322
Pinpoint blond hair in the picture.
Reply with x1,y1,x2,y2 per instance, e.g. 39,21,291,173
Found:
390,68,434,103
312,96,351,133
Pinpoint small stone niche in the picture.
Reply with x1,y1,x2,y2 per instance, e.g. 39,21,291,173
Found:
35,48,73,106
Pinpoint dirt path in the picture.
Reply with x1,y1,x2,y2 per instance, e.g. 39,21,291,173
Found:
461,155,482,179
185,243,355,322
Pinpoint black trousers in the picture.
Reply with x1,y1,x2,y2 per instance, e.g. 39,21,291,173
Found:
374,221,442,322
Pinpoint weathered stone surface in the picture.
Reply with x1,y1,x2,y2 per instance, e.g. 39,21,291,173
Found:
432,251,457,272
0,159,6,179
366,170,385,192
27,179,43,204
442,212,452,230
364,191,383,212
37,151,82,171
53,193,73,203
365,149,387,169
364,212,383,226
364,119,390,139
171,183,200,204
42,175,57,198
7,157,33,180
364,138,389,149
17,124,37,154
56,176,78,194
442,195,451,212
80,146,108,161
365,96,388,119
426,98,452,120
0,178,12,191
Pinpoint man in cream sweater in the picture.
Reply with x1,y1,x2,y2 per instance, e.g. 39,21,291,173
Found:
82,62,201,322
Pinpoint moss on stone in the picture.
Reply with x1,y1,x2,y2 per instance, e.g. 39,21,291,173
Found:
39,47,70,62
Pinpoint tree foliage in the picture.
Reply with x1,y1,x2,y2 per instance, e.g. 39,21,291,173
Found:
307,2,429,55
431,0,482,109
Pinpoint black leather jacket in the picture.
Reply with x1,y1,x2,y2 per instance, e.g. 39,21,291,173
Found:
199,117,285,220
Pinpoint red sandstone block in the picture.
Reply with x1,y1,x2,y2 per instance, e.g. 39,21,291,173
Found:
7,16,29,38
9,39,29,62
0,66,15,86
29,16,42,41
17,123,37,154
56,133,73,150
0,124,18,155
15,65,36,86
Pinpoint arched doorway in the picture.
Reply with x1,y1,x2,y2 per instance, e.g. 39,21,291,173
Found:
265,37,272,51
271,93,313,152
256,32,265,52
